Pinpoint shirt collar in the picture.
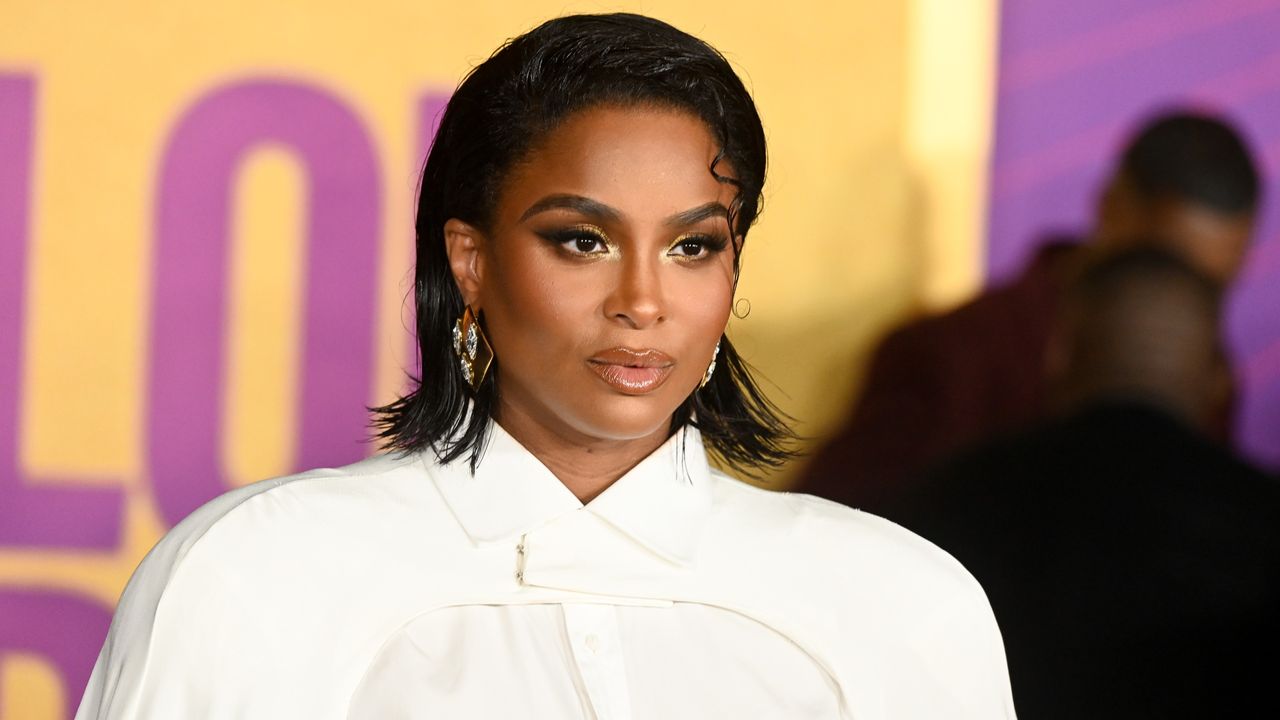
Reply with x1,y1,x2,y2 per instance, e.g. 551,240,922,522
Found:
428,420,714,566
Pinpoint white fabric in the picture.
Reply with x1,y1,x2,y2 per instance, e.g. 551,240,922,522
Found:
76,424,1017,719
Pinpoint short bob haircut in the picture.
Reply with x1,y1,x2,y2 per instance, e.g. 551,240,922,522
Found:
373,13,795,475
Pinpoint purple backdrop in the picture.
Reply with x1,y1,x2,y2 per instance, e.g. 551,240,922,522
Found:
989,0,1280,469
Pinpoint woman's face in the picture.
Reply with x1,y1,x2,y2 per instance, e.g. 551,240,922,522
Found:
448,106,738,445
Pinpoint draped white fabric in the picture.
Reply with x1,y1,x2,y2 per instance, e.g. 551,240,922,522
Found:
77,424,1017,719
349,603,841,718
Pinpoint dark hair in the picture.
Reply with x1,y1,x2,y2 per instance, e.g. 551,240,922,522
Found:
1068,244,1222,320
372,13,795,475
1120,110,1262,215
1063,243,1223,378
1055,244,1227,422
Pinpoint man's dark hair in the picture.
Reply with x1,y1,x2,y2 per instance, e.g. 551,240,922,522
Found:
1120,111,1262,215
1058,243,1224,419
372,13,795,474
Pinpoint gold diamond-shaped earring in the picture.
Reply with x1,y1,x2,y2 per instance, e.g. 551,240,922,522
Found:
453,305,493,391
700,341,721,388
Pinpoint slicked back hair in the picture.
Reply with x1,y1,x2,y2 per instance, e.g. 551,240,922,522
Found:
372,13,795,475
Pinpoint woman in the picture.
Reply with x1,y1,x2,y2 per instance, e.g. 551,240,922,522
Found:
78,13,1015,719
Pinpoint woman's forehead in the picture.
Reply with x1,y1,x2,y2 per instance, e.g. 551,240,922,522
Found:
497,106,736,223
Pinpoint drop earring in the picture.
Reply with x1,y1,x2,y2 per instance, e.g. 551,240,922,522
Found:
700,341,721,388
452,305,494,391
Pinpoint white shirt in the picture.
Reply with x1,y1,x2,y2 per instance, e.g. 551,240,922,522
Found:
77,424,1017,719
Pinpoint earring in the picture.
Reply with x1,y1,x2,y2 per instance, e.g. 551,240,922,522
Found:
452,305,494,391
700,341,721,388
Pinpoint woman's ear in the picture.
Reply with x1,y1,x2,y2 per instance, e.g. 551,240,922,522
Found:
444,218,486,306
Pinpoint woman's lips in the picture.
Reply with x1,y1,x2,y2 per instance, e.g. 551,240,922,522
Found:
587,348,675,395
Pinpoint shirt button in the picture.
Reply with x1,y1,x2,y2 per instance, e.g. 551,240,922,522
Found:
584,634,600,654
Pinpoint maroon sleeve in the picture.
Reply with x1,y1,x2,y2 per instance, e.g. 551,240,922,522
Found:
797,320,970,513
797,256,1065,513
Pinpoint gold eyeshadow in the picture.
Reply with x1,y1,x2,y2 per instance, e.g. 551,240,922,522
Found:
668,232,731,259
535,224,612,257
533,224,730,261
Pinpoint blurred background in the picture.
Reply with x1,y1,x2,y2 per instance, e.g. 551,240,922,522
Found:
3,0,1279,716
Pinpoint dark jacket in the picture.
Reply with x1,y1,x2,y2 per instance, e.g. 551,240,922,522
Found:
891,400,1280,719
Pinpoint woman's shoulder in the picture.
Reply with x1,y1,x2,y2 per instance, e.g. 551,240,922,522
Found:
81,451,443,717
702,471,1016,718
705,469,989,601
113,451,442,628
157,451,427,558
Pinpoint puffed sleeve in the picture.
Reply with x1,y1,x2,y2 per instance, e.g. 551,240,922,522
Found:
892,567,1018,718
783,494,1018,719
75,479,293,719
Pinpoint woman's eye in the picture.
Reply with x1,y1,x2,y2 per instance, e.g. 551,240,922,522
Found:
547,229,609,255
670,235,724,259
568,235,606,254
673,239,706,257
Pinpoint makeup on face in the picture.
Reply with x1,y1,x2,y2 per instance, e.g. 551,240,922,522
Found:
474,106,738,443
526,197,732,265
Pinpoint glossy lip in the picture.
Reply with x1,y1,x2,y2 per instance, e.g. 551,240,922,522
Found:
587,347,675,395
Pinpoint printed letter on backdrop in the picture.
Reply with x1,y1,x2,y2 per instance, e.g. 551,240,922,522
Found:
0,75,123,549
0,589,112,714
150,80,381,528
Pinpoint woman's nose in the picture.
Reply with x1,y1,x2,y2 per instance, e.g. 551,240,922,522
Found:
603,255,666,329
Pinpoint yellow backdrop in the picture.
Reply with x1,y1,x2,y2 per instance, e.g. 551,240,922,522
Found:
0,1,994,715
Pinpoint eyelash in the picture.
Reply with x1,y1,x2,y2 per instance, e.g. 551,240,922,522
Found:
670,233,730,259
537,226,730,261
544,227,611,256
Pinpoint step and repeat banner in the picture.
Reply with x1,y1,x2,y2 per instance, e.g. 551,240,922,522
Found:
0,1,994,715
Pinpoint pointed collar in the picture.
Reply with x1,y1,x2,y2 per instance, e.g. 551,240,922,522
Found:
427,421,714,566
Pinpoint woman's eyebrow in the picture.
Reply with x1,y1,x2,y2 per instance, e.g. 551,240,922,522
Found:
665,201,728,227
518,195,728,228
519,194,623,223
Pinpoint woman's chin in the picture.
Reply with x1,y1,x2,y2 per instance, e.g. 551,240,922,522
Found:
497,372,696,446
563,393,688,443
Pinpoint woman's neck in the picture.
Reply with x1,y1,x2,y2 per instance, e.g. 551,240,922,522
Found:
493,399,670,504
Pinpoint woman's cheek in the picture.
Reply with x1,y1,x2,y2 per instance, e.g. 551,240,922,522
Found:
677,269,733,327
494,250,574,328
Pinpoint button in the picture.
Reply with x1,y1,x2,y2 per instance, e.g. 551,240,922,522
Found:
584,633,600,654
515,570,524,583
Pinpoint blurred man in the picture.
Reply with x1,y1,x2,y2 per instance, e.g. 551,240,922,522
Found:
890,247,1280,719
799,111,1261,513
